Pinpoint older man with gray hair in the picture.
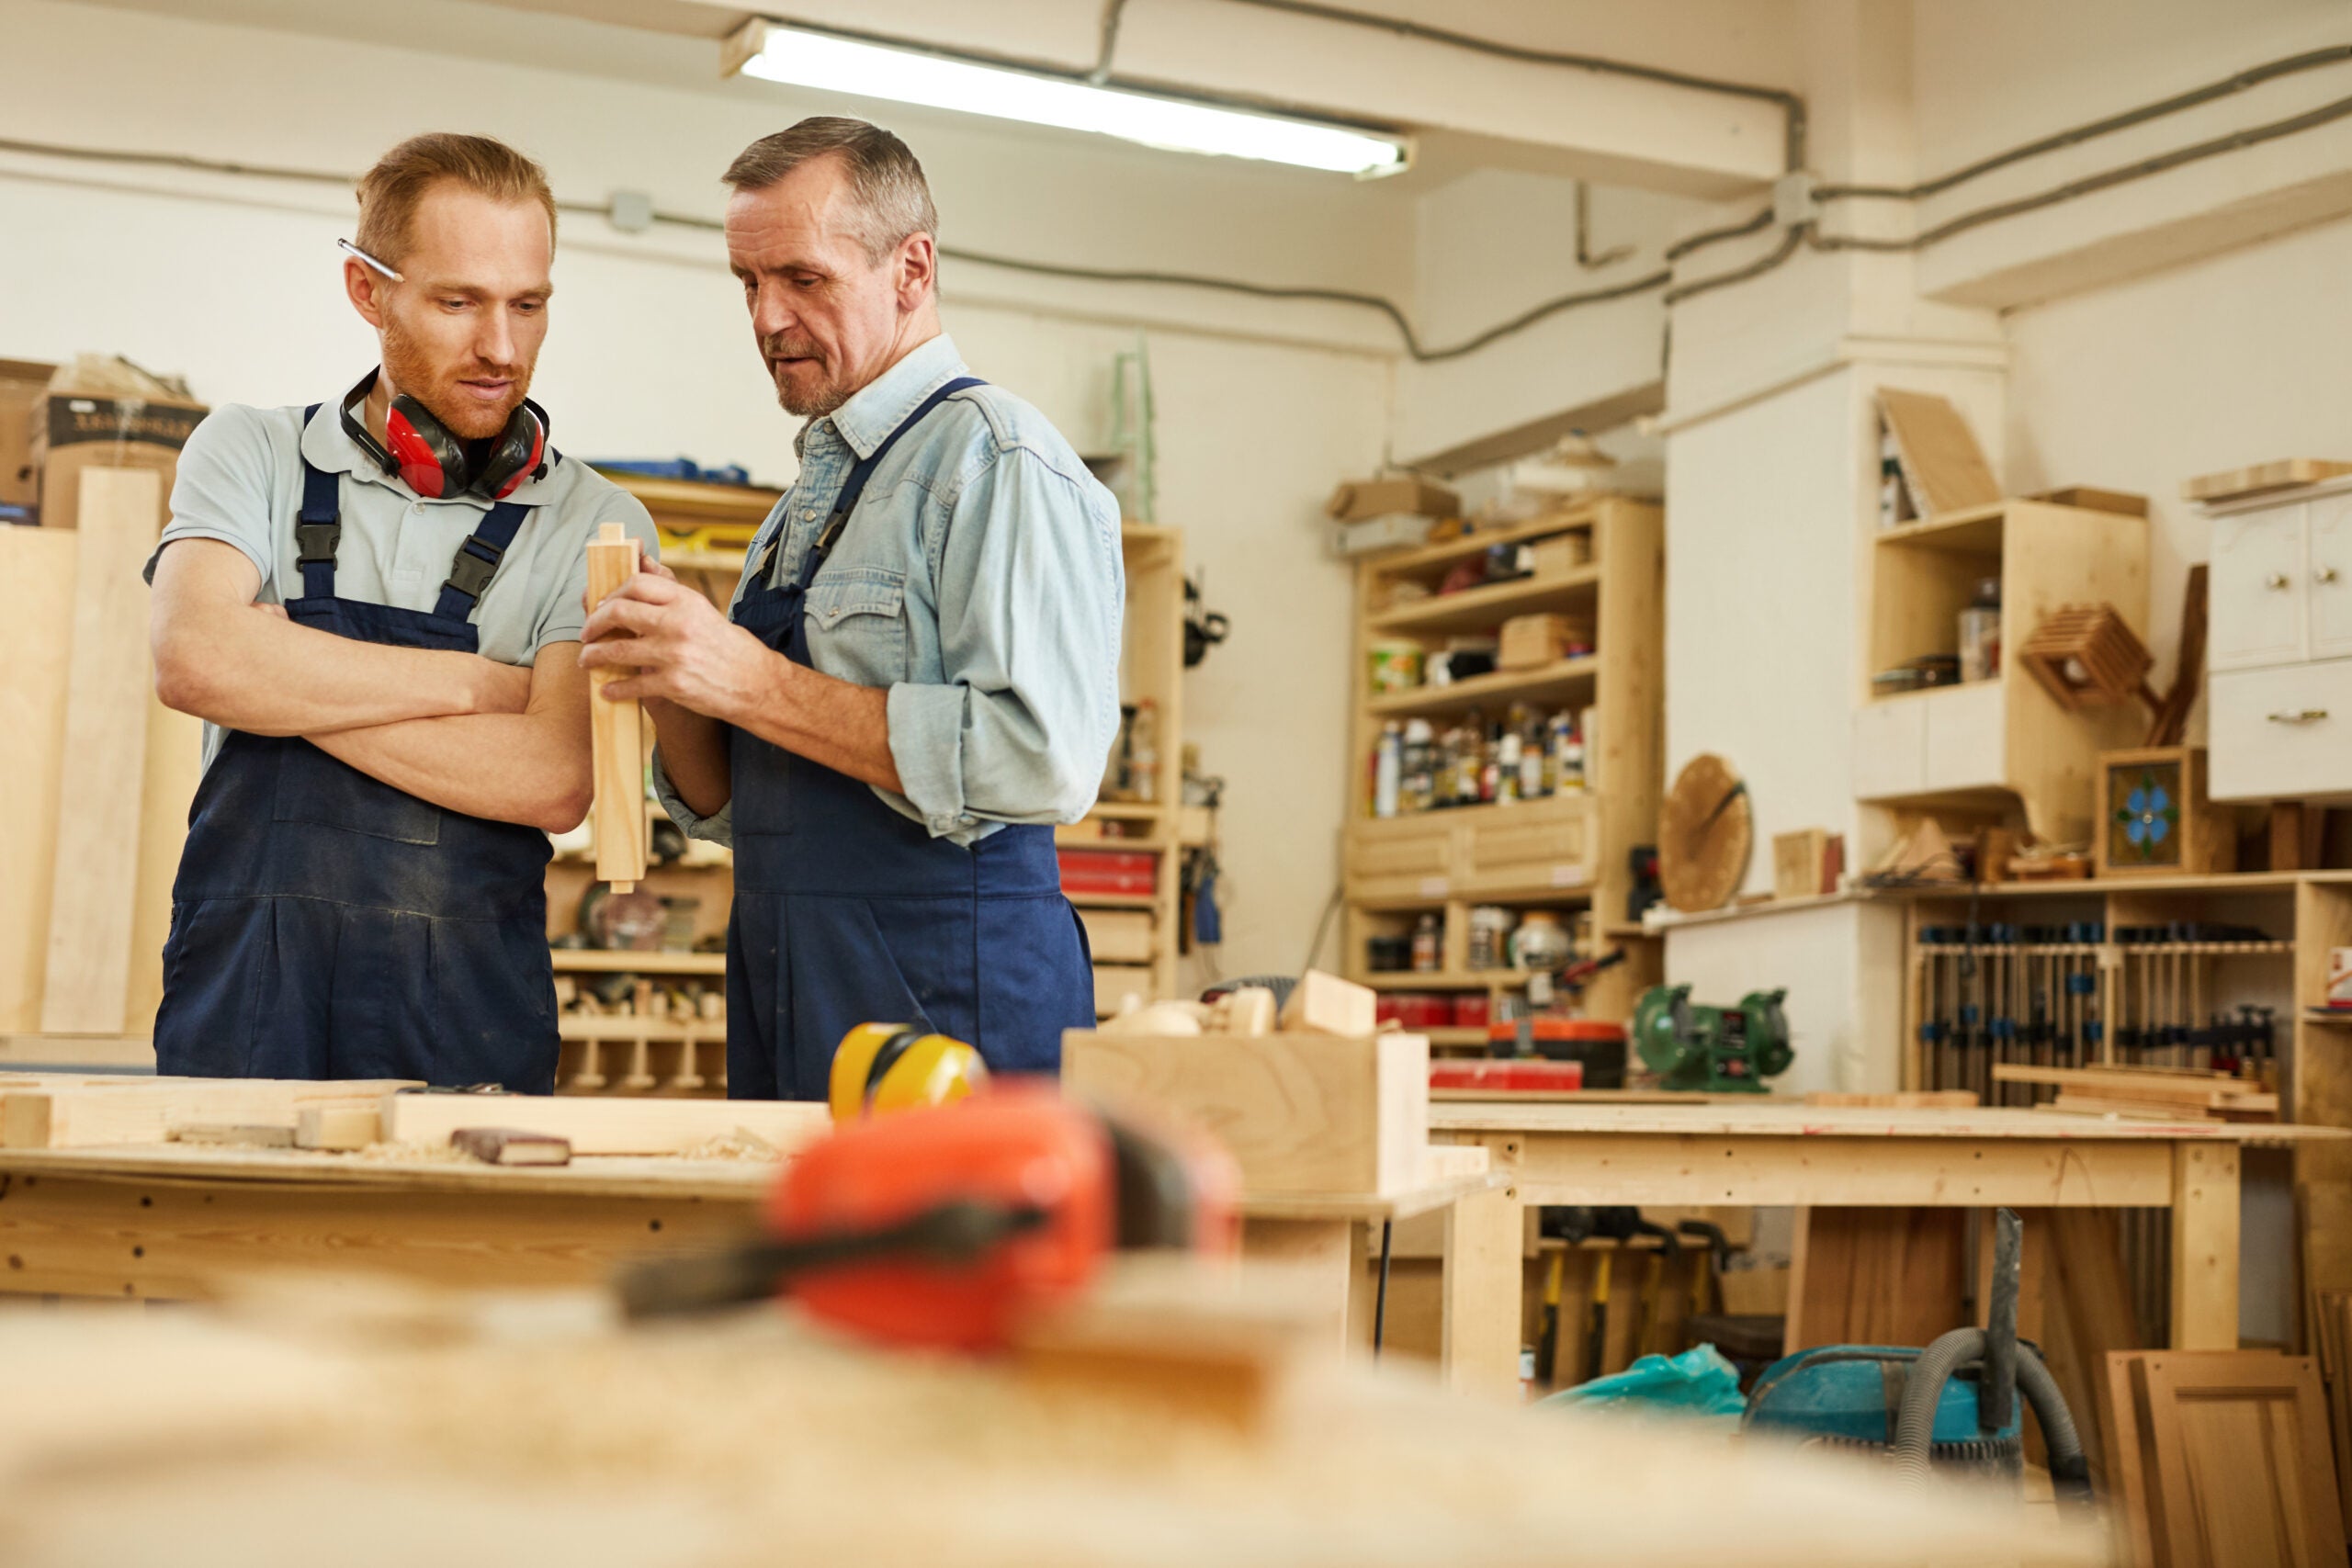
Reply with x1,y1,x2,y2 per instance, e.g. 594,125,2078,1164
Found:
581,117,1123,1100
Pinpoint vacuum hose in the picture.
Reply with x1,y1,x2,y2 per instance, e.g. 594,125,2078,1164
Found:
1891,1326,2095,1508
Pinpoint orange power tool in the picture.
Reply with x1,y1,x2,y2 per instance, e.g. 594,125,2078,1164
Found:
617,1087,1238,1352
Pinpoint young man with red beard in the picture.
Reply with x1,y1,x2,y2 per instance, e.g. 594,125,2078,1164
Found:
145,133,655,1090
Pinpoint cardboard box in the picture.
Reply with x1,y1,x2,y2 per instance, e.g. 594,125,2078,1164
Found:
1496,612,1592,671
1080,908,1155,964
31,358,207,531
0,358,56,511
1325,475,1458,524
1529,531,1589,576
1771,829,1843,899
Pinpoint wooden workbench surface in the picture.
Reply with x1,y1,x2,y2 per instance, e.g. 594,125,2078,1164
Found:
1429,1099,2345,1147
0,1297,2098,1568
0,1142,777,1201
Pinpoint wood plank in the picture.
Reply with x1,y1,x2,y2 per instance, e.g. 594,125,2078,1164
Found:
1878,388,2000,516
294,1106,379,1151
2141,1352,2346,1568
1,1079,418,1149
0,1142,775,1201
0,530,78,1032
40,468,162,1032
1428,1100,2328,1142
1785,1206,1969,1352
1441,1182,1522,1398
2107,1351,2161,1568
1277,969,1376,1038
378,1090,829,1157
1237,1216,1353,1349
2049,1210,2142,1492
585,522,647,891
2171,1143,2242,1350
2183,458,2352,503
1064,1028,1427,1196
0,1168,752,1299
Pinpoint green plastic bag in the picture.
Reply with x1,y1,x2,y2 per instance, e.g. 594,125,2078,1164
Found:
1540,1344,1747,1418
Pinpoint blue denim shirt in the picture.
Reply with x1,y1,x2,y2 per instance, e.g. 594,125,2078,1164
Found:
653,334,1125,847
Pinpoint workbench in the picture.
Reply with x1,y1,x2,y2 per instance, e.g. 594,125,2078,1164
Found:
0,1139,1517,1392
1428,1100,2346,1359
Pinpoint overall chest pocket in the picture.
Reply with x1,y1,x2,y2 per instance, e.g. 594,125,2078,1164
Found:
805,566,910,685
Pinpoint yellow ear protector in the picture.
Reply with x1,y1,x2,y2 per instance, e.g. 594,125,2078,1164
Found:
830,1023,989,1122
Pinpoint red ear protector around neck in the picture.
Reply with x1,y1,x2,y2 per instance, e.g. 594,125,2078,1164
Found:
339,368,548,501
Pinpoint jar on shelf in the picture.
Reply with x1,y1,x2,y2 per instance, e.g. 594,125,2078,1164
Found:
1410,911,1443,973
1958,576,2001,682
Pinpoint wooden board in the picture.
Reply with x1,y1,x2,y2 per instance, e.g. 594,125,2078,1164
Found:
1427,1100,2335,1144
379,1090,830,1157
2029,486,2150,516
1659,752,1750,913
0,1079,418,1149
1063,1029,1428,1196
1784,1206,1969,1352
2140,1351,2346,1568
1879,388,2000,517
585,522,647,891
2182,459,2352,503
2314,1292,2352,1545
40,468,161,1033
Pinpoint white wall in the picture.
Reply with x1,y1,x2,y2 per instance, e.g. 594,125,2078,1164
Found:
0,0,1394,985
2004,211,2352,702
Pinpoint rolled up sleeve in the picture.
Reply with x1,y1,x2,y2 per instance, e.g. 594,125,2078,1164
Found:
888,446,1124,836
651,745,732,847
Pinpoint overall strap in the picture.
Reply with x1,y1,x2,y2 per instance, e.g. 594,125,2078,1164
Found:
433,499,532,622
293,404,342,602
771,376,987,588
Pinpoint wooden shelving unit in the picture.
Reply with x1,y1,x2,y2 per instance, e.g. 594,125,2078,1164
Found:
1854,498,2148,842
1070,523,1187,1015
1340,496,1666,1029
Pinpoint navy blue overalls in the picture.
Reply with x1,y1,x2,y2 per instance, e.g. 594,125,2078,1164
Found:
724,378,1094,1100
152,417,559,1090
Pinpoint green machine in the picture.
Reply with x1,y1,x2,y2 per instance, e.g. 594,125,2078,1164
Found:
1630,986,1792,1093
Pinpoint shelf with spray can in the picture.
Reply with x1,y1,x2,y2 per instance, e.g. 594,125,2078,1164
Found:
1342,493,1664,1031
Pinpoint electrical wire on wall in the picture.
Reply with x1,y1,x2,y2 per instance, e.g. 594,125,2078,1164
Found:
5,25,2351,356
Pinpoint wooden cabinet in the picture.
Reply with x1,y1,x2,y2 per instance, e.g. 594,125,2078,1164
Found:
1854,499,2149,842
2201,479,2352,803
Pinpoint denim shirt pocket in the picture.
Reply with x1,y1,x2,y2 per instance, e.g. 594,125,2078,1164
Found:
804,564,910,684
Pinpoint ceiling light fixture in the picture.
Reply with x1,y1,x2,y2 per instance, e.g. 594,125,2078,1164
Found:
723,18,1410,177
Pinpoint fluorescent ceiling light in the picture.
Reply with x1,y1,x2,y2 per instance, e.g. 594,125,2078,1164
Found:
725,19,1409,177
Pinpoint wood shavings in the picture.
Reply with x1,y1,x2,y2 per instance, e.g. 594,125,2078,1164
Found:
349,1139,475,1165
673,1129,781,1162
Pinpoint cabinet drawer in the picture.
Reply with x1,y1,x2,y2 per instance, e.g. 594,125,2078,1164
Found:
2210,506,2306,671
2310,491,2352,661
1459,795,1593,894
2209,660,2352,802
1853,696,1927,800
1922,681,2006,792
1345,816,1453,901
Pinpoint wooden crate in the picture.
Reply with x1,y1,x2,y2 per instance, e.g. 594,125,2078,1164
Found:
1062,1028,1429,1195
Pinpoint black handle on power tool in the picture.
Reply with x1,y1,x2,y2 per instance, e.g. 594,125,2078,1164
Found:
616,1200,1047,1320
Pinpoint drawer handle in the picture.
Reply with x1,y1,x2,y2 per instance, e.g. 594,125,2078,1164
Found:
2267,708,2328,724
2267,572,2291,590
2320,566,2341,584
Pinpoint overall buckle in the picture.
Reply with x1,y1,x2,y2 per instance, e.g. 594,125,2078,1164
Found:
294,522,342,567
441,536,504,603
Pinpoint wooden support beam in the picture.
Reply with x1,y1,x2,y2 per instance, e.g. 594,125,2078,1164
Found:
40,468,162,1033
585,522,646,892
2169,1143,2241,1349
378,1091,829,1157
1441,1181,1523,1398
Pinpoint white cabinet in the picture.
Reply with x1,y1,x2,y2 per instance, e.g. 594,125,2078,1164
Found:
2310,491,2352,661
2203,477,2352,802
1922,681,2006,791
2210,506,2305,671
1852,694,1926,798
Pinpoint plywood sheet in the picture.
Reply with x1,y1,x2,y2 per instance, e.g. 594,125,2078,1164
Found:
40,468,162,1033
1879,389,2000,517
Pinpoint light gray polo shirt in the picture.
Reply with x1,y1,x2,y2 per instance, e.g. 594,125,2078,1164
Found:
148,398,659,772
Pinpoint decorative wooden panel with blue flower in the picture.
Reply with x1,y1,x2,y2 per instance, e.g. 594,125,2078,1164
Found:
2093,746,2237,878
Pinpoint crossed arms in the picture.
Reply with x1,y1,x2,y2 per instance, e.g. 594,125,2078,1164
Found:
148,537,592,833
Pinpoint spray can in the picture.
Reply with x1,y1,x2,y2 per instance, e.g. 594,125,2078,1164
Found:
1553,714,1585,792
1496,726,1521,805
1373,722,1401,818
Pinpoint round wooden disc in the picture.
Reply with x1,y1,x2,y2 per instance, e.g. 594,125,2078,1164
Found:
1659,753,1752,913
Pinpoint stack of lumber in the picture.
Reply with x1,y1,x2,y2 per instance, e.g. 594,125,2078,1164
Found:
2104,1348,2346,1567
1993,1064,2278,1122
